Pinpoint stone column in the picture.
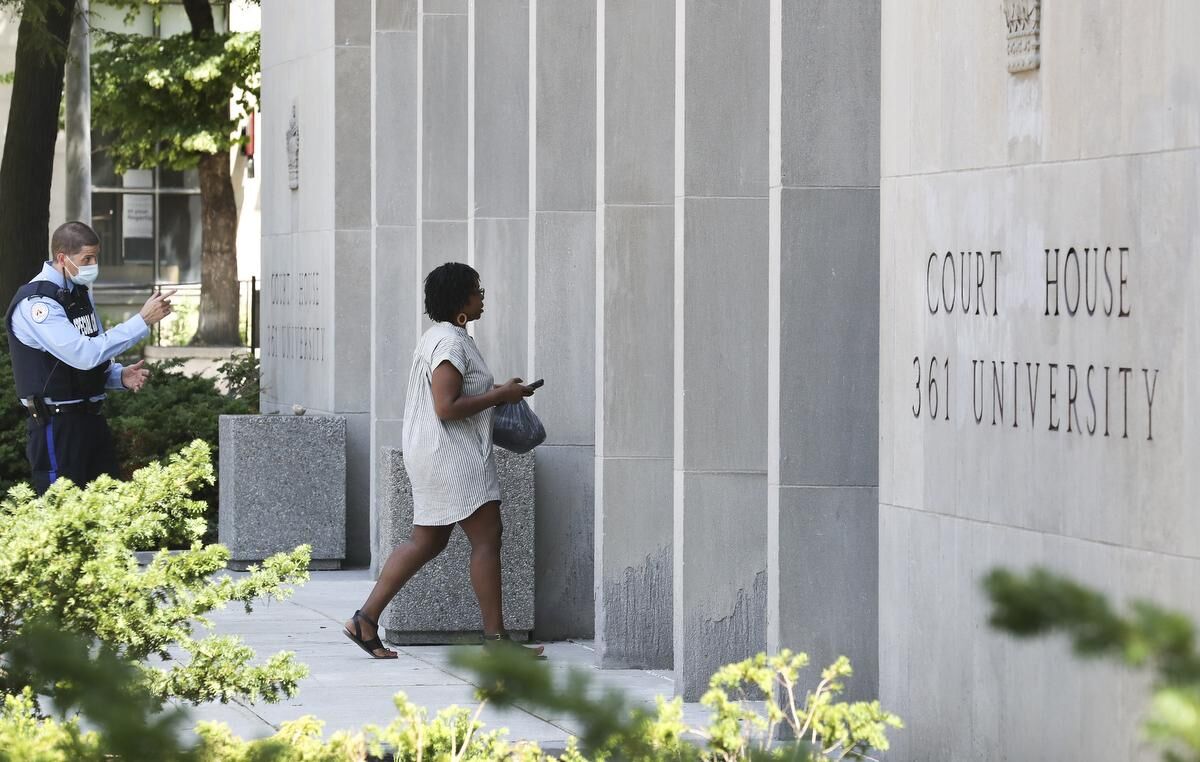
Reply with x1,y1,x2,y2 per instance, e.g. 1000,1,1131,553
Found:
418,0,469,311
672,0,770,700
260,0,372,565
594,0,674,668
65,0,91,223
370,0,420,574
525,0,596,640
468,0,528,377
765,0,881,699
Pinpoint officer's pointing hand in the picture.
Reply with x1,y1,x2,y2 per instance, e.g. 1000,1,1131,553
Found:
139,288,176,326
122,359,150,393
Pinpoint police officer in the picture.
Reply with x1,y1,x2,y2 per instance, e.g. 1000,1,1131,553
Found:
5,221,175,494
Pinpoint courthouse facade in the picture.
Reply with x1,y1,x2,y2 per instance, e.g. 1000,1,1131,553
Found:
260,2,1200,757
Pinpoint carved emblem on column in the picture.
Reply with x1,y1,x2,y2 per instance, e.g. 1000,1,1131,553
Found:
286,104,300,190
1005,0,1041,73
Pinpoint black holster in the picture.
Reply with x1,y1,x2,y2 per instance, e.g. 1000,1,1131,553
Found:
22,397,51,426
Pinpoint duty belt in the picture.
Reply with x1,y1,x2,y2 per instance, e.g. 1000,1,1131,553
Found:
21,398,104,423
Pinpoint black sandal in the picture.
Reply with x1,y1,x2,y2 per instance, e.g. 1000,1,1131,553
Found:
343,610,397,659
483,631,546,659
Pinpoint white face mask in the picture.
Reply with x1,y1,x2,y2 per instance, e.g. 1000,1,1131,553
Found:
65,257,99,287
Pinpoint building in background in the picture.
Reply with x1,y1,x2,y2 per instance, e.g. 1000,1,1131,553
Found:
0,1,261,339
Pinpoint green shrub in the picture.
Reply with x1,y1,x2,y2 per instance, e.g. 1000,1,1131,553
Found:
0,644,898,762
157,299,199,347
1,621,190,762
105,355,260,546
0,689,107,762
216,352,262,403
0,441,311,707
192,694,575,762
985,567,1200,762
0,327,259,545
0,682,581,762
0,449,897,762
0,609,899,762
207,647,899,762
0,330,31,496
452,644,902,761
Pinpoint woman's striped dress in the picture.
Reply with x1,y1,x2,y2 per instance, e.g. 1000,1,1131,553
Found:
401,322,502,526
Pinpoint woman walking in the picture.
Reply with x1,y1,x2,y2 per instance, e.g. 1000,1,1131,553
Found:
344,262,542,659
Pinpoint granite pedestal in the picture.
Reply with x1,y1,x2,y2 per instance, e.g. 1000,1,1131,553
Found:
378,447,535,644
218,415,347,570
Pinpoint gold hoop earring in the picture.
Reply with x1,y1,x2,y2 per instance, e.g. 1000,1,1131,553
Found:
456,313,468,327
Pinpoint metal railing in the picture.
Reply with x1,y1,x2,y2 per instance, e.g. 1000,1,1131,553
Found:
139,277,260,348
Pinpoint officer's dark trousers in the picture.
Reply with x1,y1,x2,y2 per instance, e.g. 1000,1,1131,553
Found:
27,411,119,495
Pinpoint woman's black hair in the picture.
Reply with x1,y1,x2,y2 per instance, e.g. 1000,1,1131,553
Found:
424,262,480,323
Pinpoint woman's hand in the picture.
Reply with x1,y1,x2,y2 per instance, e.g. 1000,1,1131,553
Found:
495,377,533,404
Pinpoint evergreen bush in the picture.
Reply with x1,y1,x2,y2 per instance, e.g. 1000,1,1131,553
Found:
0,441,310,708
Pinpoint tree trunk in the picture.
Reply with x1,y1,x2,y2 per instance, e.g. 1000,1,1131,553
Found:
185,0,240,346
0,0,78,309
192,151,240,345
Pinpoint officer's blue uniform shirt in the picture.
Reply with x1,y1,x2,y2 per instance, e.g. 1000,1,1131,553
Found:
10,262,150,403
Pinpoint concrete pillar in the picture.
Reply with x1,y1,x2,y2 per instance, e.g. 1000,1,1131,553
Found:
418,0,469,323
331,0,372,567
594,0,674,668
65,0,91,223
672,0,770,700
765,0,881,698
260,0,372,565
370,0,419,574
525,0,597,640
468,0,528,377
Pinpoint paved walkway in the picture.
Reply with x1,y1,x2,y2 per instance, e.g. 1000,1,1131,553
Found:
186,570,711,751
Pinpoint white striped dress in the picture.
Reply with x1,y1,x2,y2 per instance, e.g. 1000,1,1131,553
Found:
401,322,502,525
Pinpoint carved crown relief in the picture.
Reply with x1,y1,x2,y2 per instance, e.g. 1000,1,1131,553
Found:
1005,0,1041,73
286,104,300,190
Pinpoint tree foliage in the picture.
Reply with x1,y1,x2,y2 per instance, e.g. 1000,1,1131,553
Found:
89,4,259,346
0,0,73,55
89,27,258,173
985,567,1200,762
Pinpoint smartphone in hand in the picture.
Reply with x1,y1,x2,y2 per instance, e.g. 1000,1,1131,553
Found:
527,378,545,390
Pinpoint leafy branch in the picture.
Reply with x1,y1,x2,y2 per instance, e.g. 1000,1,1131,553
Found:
985,567,1200,762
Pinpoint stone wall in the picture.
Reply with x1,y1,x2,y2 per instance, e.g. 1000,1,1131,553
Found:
879,0,1200,757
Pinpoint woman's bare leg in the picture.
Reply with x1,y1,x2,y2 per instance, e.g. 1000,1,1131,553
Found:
459,502,544,657
458,501,504,635
345,523,453,656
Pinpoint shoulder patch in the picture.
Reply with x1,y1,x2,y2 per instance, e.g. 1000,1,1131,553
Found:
29,302,49,324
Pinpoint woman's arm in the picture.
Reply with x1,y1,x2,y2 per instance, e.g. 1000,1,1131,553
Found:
431,361,531,421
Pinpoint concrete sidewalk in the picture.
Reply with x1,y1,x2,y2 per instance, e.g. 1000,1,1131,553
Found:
184,570,712,751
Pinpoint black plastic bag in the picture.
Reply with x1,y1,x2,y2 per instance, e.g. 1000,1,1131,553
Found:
492,400,547,453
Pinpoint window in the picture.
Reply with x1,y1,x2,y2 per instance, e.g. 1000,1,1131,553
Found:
90,163,203,285
89,1,229,287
